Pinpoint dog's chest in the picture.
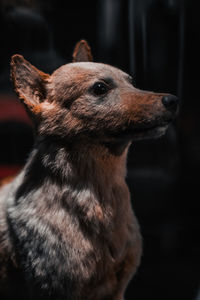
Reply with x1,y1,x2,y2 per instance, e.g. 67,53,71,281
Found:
7,177,136,299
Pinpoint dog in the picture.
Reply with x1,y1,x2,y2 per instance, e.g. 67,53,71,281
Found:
0,40,178,300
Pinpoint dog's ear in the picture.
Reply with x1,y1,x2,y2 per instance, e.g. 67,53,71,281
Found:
10,55,49,114
72,40,93,62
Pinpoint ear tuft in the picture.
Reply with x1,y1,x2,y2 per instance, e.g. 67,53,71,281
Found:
72,40,93,62
10,54,49,114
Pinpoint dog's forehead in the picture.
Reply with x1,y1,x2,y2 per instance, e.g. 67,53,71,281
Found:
51,62,128,82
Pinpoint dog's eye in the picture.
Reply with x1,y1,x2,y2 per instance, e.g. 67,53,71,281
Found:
92,82,109,96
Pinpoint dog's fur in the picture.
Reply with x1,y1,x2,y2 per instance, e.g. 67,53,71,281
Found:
0,40,178,300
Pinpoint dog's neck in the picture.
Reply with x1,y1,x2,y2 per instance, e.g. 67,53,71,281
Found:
14,139,129,225
33,138,130,185
14,138,131,234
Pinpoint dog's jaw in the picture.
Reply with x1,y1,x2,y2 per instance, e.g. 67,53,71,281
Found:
134,124,169,140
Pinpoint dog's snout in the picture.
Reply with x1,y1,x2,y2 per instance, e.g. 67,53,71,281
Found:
161,94,179,111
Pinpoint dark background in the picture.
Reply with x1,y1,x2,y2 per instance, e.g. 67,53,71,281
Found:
0,0,199,299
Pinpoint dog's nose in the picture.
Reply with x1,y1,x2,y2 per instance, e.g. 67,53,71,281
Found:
162,94,179,110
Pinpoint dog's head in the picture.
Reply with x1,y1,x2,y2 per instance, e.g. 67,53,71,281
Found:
11,40,179,145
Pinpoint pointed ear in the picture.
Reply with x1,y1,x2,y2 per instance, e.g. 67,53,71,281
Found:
72,40,93,62
10,55,50,114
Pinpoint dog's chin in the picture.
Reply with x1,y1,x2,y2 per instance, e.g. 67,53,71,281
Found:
131,124,170,141
101,123,171,155
107,120,172,141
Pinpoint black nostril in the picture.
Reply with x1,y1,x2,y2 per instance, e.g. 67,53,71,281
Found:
162,94,179,110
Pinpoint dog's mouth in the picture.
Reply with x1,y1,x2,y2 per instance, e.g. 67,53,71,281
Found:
108,117,173,141
101,120,172,156
131,121,170,140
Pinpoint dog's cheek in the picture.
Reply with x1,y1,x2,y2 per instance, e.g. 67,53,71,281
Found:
70,97,100,119
39,105,86,138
